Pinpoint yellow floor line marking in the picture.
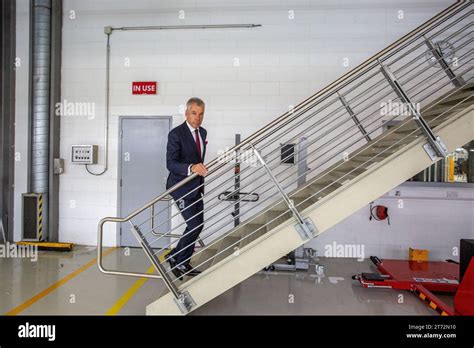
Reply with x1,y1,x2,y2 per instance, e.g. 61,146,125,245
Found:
5,247,118,316
106,265,155,316
158,248,171,263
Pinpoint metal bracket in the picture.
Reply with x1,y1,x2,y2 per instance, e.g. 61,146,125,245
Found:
104,26,113,35
294,217,317,241
173,291,197,314
218,191,259,202
378,60,448,160
424,37,464,88
423,137,448,161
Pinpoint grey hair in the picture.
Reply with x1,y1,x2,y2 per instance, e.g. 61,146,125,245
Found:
186,97,205,109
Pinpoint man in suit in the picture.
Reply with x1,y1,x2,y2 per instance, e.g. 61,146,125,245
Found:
165,97,208,279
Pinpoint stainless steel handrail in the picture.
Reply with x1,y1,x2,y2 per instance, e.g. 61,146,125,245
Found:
183,80,474,278
103,42,470,280
97,196,171,279
97,0,473,301
160,29,474,278
137,30,472,237
146,45,473,256
154,54,473,280
138,14,474,235
97,0,469,226
165,68,474,278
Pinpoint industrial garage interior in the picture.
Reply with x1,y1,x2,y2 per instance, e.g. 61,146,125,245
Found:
0,0,473,345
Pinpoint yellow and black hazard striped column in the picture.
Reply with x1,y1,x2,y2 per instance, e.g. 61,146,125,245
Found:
37,194,43,241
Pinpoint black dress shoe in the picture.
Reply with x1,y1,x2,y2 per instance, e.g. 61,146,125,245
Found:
182,264,201,277
165,253,184,280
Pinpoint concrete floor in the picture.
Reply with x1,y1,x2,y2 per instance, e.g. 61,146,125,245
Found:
0,245,442,315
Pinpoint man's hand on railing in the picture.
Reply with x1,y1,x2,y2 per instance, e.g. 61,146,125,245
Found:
191,163,208,177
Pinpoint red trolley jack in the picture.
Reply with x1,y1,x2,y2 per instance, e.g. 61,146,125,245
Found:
353,256,474,316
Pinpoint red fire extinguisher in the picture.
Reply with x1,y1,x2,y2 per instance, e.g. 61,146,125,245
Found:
369,202,390,225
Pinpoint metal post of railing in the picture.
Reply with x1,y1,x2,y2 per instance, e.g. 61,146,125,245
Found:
297,136,308,187
234,134,241,227
378,59,449,160
251,144,317,240
0,219,6,244
150,204,154,232
424,36,465,88
128,221,196,313
337,92,372,142
163,199,205,247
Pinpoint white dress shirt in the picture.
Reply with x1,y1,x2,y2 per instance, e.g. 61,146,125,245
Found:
186,121,204,176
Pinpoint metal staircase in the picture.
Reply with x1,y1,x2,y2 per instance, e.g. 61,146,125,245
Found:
97,0,474,315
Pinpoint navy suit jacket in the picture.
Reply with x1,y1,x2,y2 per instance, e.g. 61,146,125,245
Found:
166,121,207,202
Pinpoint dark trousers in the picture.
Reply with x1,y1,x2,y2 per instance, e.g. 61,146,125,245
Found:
170,196,204,265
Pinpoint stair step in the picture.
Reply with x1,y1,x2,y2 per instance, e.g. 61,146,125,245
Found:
306,183,341,203
374,134,418,146
340,160,368,169
239,223,268,249
264,210,293,232
226,218,263,236
250,211,271,225
339,157,376,171
273,196,307,211
291,181,341,204
337,167,365,178
423,102,473,118
438,89,474,106
309,181,343,196
368,145,403,153
325,168,365,184
395,118,445,133
350,155,385,163
191,248,218,271
212,236,242,265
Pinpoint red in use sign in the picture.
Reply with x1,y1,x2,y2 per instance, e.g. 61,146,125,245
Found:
132,81,157,94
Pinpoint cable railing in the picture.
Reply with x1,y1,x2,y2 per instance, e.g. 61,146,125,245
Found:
136,35,472,245
163,71,473,286
154,50,472,271
97,1,473,311
202,82,474,279
138,43,472,249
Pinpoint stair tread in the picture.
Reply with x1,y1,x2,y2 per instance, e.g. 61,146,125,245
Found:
191,248,218,271
423,100,474,117
438,89,474,105
239,224,268,249
273,196,307,211
263,209,293,232
212,236,242,265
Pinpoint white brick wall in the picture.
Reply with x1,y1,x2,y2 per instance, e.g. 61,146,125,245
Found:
57,0,474,256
